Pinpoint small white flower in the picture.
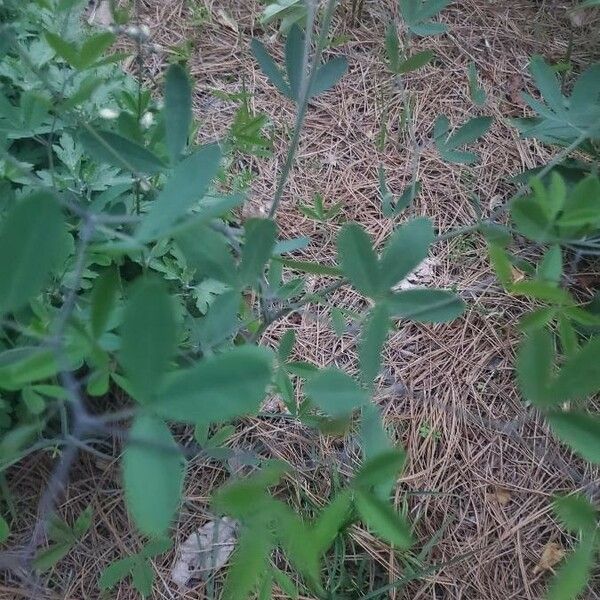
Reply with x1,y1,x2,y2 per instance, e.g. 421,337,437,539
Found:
140,111,154,129
125,25,140,37
99,107,119,120
139,24,151,39
155,100,164,111
139,179,151,192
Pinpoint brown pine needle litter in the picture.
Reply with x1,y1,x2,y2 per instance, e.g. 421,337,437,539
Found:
4,1,600,598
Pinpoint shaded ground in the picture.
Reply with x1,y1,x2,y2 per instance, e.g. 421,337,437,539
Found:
4,0,600,598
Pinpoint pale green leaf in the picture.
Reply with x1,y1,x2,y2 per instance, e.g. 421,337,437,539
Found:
305,368,369,417
386,289,465,323
164,63,192,163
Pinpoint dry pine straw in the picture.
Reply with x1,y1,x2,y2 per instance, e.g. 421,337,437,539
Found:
4,1,600,599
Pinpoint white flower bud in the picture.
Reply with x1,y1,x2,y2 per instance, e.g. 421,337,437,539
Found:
139,24,151,39
99,107,119,120
140,111,154,129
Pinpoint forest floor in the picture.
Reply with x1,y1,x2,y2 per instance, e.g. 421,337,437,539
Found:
7,0,600,598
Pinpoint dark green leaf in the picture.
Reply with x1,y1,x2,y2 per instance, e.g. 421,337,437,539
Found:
79,129,165,174
223,526,271,600
195,290,239,351
310,57,348,97
91,267,120,338
354,449,406,489
276,257,343,277
537,245,562,284
546,411,600,464
123,415,184,536
378,218,434,289
552,494,598,533
120,278,176,402
285,24,304,101
176,224,238,286
251,39,292,98
516,328,553,406
0,192,66,314
156,346,273,424
164,64,192,163
44,32,79,66
446,116,493,150
72,506,92,539
34,542,72,572
409,22,447,36
511,281,573,305
239,219,277,286
385,22,401,73
547,537,595,600
131,559,154,597
99,557,136,591
397,50,434,74
312,491,352,554
337,223,381,297
137,144,221,241
467,63,486,106
0,516,9,543
386,289,465,323
359,304,390,388
354,489,413,548
305,368,369,417
529,55,565,115
79,32,115,69
278,329,296,362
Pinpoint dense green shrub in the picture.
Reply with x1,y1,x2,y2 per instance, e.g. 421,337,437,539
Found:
0,0,598,598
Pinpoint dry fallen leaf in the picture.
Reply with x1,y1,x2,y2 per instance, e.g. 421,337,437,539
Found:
488,485,512,506
171,517,238,588
393,257,439,291
533,542,565,575
215,9,238,33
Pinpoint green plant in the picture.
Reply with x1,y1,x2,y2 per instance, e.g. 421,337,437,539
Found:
0,1,599,598
298,192,343,222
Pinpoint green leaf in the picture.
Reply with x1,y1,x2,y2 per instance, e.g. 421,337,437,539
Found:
446,116,493,149
385,22,401,73
516,328,553,406
552,494,598,533
488,243,513,288
0,192,66,314
137,144,221,241
156,346,273,424
547,537,595,600
222,526,271,600
278,329,296,362
537,245,562,284
123,415,184,536
78,32,116,69
467,63,486,106
529,55,565,115
34,542,73,572
285,24,304,101
386,289,465,323
44,32,79,66
120,278,176,402
397,50,434,74
354,489,413,549
131,559,154,597
551,336,600,403
546,411,600,464
251,39,292,98
510,281,573,305
91,267,120,338
72,506,93,539
354,449,406,489
310,57,348,97
239,219,277,286
312,491,352,554
276,257,342,277
176,224,238,287
358,304,390,388
195,290,240,351
0,516,9,543
337,223,381,297
409,22,447,36
164,64,192,163
378,218,434,289
141,537,173,558
511,196,555,243
79,129,165,174
304,368,369,417
99,557,136,591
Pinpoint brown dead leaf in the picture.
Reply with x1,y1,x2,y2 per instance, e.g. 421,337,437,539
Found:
533,542,565,575
215,9,238,33
511,266,525,283
489,485,512,506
